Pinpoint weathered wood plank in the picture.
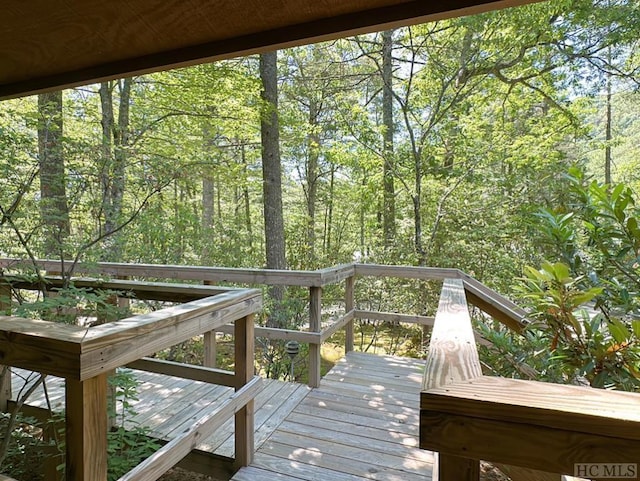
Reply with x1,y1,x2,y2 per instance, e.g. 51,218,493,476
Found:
422,278,481,391
460,274,526,333
437,454,480,481
6,276,234,302
119,376,261,481
354,263,460,280
308,287,322,388
127,357,235,387
353,309,434,326
344,275,354,353
420,410,640,475
421,375,640,441
319,310,355,342
0,259,328,287
233,465,307,481
65,374,108,481
234,314,255,467
216,323,321,344
80,292,262,380
421,278,481,481
262,438,430,481
0,317,84,378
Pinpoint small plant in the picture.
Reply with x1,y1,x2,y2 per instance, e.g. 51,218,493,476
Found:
106,369,160,481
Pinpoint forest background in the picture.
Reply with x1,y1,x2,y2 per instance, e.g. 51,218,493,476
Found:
2,0,640,476
1,0,640,387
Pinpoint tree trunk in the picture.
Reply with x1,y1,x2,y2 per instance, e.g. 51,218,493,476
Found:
99,78,132,260
306,100,320,264
605,47,612,185
381,29,396,248
259,51,287,309
38,90,70,258
202,176,214,261
241,143,253,252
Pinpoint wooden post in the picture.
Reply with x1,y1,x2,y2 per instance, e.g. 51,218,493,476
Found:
0,280,11,411
309,286,322,388
234,314,255,468
65,374,108,481
204,331,217,368
437,454,480,481
203,280,217,368
422,279,481,481
116,276,130,310
344,276,354,353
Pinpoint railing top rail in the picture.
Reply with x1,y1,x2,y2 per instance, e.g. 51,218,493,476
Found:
423,278,482,391
0,281,261,380
0,257,528,334
354,263,461,280
0,258,350,287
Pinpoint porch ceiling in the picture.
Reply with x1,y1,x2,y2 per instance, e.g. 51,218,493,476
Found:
0,0,540,100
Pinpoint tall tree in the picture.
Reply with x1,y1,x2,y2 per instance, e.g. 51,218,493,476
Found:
260,51,287,304
381,29,396,247
37,91,70,257
99,78,132,260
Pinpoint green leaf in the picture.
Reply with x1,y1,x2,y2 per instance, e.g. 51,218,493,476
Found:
608,318,630,344
632,320,640,338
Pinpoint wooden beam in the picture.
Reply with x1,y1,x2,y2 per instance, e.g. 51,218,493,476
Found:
0,281,11,411
422,279,482,391
79,291,262,379
353,309,434,326
308,287,322,388
344,275,355,353
320,311,355,343
65,374,108,481
216,323,321,344
421,278,481,481
126,358,236,387
420,410,640,475
0,316,84,378
0,0,543,100
119,376,261,481
354,263,461,280
234,315,256,468
437,454,480,481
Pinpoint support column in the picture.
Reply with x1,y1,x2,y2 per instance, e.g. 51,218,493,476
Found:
437,454,480,481
204,280,217,368
234,314,255,468
65,374,108,481
0,280,11,411
344,276,355,353
309,286,322,388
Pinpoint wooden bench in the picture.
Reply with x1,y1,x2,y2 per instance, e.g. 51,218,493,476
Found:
420,278,640,481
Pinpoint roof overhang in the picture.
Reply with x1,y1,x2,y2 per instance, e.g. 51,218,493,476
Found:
0,0,541,100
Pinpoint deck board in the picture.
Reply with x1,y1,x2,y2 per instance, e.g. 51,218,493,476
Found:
232,352,434,481
12,351,433,480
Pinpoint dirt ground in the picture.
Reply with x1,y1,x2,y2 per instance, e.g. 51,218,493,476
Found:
158,468,223,481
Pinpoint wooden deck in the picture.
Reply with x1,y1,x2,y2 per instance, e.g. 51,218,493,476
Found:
12,352,433,480
233,351,433,481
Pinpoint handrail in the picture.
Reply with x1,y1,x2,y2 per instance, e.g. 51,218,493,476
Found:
0,257,529,388
420,279,640,481
0,277,262,481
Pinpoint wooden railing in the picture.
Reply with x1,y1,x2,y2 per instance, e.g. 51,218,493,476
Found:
420,279,640,481
0,276,262,481
0,258,527,388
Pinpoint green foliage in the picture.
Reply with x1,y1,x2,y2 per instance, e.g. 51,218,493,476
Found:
106,370,160,481
0,414,58,481
498,170,640,391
